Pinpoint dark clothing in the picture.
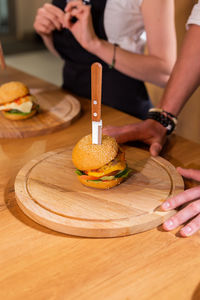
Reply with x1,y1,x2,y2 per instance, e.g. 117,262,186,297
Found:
52,0,152,119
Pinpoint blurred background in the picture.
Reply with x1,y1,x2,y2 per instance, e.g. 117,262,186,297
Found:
0,0,199,144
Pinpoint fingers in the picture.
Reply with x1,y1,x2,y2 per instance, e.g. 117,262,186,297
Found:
65,1,84,13
162,199,200,236
64,0,90,25
43,3,64,20
34,4,64,35
177,167,200,182
163,199,200,229
161,186,200,211
62,11,73,29
102,126,122,142
149,142,162,157
103,121,164,146
40,9,63,30
103,124,141,144
161,186,200,236
102,125,117,136
34,15,56,34
180,213,200,237
34,23,53,35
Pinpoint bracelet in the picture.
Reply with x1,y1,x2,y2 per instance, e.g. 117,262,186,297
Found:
148,108,178,124
147,108,178,135
109,43,118,69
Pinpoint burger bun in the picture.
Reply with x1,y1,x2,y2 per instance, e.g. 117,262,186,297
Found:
0,81,29,105
78,175,123,189
72,134,119,170
2,108,37,121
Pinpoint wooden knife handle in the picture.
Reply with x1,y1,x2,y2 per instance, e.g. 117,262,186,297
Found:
91,62,102,122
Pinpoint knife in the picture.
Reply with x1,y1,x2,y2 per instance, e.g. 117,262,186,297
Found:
91,62,102,145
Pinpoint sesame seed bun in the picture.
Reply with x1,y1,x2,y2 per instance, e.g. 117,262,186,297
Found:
2,108,37,120
0,81,29,105
72,134,119,171
78,176,123,189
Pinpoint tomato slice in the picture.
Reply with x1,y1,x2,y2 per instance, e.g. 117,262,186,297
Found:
14,98,21,104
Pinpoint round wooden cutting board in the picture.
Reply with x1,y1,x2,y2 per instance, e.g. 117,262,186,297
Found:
0,89,80,138
15,146,184,238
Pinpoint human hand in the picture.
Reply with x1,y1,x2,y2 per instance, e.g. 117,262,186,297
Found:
34,3,65,36
103,119,167,157
162,167,200,237
63,0,99,51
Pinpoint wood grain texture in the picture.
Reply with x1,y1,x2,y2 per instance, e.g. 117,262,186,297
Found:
0,89,81,138
15,146,184,237
1,66,200,300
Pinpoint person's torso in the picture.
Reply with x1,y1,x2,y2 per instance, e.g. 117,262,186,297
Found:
53,0,146,61
52,0,151,119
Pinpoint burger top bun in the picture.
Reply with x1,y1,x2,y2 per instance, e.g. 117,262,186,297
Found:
0,81,29,105
72,134,119,171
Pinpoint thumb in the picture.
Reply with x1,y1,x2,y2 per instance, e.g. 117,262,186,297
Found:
149,142,162,157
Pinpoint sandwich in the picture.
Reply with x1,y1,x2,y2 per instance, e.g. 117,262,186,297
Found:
0,81,39,120
72,134,131,189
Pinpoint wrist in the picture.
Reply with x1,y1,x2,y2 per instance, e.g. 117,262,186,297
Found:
41,33,53,41
87,37,102,54
159,106,178,118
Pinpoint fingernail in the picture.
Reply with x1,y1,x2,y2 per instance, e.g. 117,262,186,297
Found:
164,219,174,229
181,225,193,236
162,201,170,210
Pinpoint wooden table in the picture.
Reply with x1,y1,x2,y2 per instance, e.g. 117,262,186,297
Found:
0,67,200,300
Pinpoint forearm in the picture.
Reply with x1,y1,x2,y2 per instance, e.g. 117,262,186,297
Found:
90,39,172,87
42,34,60,58
159,25,200,116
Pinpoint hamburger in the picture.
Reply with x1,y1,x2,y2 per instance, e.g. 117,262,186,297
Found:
72,134,131,189
0,81,39,120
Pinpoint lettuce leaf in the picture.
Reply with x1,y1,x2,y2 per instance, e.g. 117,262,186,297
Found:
4,109,32,116
75,167,132,182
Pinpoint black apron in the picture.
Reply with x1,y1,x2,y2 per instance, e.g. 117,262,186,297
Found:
52,0,152,119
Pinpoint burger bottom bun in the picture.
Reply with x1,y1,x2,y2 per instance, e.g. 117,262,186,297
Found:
2,109,37,121
78,176,124,189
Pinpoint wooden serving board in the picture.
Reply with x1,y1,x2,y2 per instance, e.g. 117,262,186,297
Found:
15,146,184,238
0,88,81,138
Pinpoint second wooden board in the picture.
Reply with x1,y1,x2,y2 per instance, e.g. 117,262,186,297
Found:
0,88,81,138
15,146,184,237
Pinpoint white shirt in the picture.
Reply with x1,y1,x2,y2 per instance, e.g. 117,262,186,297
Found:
104,0,145,54
187,0,200,28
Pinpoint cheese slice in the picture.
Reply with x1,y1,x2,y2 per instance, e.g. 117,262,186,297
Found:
87,159,126,177
0,101,33,113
